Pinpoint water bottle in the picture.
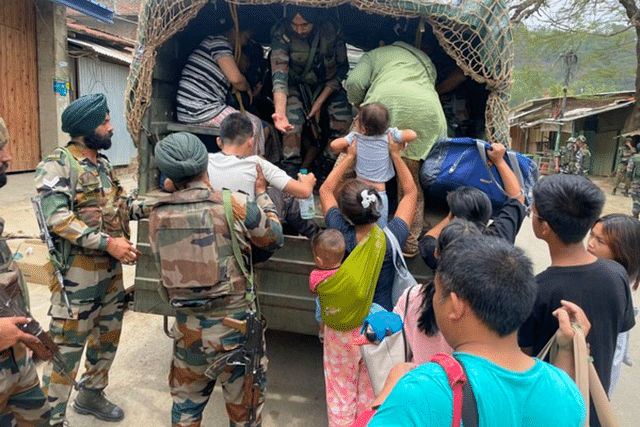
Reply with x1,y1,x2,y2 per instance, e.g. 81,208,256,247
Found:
298,169,316,220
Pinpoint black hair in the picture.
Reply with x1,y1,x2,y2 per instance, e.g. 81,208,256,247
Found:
219,113,254,146
593,214,640,290
311,229,346,267
338,179,382,226
533,174,605,244
436,235,536,337
357,102,389,136
418,220,482,336
446,187,492,227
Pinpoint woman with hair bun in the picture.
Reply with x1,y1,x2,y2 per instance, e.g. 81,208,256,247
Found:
317,138,416,426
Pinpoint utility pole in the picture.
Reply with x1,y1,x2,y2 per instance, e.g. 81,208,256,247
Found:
556,51,579,152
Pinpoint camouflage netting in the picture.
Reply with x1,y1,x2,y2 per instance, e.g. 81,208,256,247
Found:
125,0,513,147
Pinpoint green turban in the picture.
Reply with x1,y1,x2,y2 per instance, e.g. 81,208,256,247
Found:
61,94,109,137
155,132,208,183
0,118,8,148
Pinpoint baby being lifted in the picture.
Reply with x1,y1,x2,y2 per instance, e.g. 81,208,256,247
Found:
330,102,416,226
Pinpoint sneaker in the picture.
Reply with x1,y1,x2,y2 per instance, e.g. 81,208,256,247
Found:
73,388,124,422
401,234,420,258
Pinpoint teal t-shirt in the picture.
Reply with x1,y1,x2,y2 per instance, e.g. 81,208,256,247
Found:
369,353,585,427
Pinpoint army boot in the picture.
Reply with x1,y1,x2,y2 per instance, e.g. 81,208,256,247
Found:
72,388,124,421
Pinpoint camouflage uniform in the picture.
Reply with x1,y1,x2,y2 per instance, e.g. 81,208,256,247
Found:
148,182,283,427
613,145,633,195
0,219,51,427
270,18,353,160
575,146,591,177
34,141,148,424
628,152,640,218
554,143,576,174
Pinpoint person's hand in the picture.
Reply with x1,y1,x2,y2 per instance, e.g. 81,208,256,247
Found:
255,164,268,195
307,98,323,123
0,317,40,351
107,236,141,265
553,300,591,351
487,143,506,165
298,171,317,188
272,113,294,133
346,137,358,159
554,165,560,174
388,135,403,156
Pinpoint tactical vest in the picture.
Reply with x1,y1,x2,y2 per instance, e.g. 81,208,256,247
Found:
148,187,248,315
61,146,130,256
0,217,28,315
281,19,339,88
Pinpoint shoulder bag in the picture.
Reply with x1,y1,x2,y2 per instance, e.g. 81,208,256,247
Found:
360,289,414,396
383,227,418,306
538,324,620,427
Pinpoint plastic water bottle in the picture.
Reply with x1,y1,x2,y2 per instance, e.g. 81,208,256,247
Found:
298,169,315,220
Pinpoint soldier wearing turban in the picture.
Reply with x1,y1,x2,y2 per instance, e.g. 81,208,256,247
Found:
34,94,150,426
150,132,283,427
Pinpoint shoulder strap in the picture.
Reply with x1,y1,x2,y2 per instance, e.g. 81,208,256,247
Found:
393,43,435,82
222,189,256,305
58,146,81,211
302,29,321,80
383,226,409,272
430,353,479,427
401,285,414,363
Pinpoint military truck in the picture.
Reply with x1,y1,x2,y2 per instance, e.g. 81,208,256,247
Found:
124,0,514,335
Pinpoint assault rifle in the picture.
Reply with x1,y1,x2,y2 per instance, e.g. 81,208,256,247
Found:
298,82,322,142
31,195,73,317
0,287,83,390
205,310,265,426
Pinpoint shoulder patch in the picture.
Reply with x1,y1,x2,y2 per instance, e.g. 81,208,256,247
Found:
42,177,60,188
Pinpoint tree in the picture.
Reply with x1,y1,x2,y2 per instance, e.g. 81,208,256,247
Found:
509,0,640,131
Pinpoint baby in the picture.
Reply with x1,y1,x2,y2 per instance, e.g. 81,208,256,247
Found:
330,102,417,226
309,229,346,341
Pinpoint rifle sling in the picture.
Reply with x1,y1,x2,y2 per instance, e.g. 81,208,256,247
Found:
222,189,256,308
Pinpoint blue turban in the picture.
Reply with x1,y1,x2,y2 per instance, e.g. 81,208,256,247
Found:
61,94,109,137
154,132,209,183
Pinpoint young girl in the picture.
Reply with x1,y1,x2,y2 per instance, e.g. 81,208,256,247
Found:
587,213,640,394
330,102,417,226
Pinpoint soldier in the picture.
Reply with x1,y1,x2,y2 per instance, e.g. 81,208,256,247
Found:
35,94,149,426
628,143,640,219
0,118,52,426
574,135,591,177
149,132,283,427
270,5,353,175
553,137,576,174
612,137,636,196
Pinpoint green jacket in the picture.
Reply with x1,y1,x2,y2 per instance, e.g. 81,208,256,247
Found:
345,42,447,160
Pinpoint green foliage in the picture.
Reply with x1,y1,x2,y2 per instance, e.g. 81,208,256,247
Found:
511,24,636,106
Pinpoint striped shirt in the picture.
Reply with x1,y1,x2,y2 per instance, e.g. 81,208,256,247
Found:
176,35,234,124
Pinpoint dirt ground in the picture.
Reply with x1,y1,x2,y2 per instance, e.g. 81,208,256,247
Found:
591,175,636,216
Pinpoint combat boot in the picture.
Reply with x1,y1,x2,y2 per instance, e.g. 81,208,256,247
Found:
612,187,617,195
72,388,124,421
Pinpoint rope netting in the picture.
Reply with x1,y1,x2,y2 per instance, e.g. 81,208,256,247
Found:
125,0,513,147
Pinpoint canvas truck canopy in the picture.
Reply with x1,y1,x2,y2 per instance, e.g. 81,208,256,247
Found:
124,0,513,334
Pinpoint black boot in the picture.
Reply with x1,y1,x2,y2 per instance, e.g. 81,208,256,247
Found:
73,388,124,422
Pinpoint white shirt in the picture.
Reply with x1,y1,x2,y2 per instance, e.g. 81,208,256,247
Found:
207,152,291,197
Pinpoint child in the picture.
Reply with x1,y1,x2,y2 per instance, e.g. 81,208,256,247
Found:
309,229,346,341
587,213,640,394
330,102,417,226
207,113,319,239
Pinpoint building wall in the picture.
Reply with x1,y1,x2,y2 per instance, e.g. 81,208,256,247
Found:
77,56,136,166
35,0,69,161
0,0,41,171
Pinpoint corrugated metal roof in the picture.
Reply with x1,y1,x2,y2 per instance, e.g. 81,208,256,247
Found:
52,0,114,24
69,39,132,64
